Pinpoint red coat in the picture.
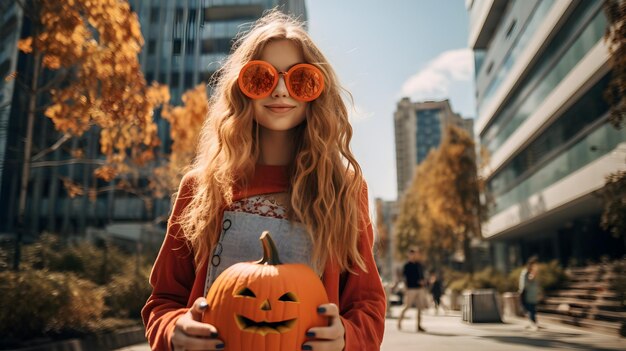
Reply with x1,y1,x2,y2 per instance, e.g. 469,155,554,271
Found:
142,165,386,350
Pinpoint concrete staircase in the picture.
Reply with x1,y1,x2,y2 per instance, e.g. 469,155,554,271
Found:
537,260,625,336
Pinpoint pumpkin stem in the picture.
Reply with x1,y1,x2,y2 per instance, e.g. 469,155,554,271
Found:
257,231,282,265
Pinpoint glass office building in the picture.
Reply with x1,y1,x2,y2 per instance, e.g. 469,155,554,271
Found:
0,1,22,235
467,0,626,271
0,0,305,238
0,1,34,238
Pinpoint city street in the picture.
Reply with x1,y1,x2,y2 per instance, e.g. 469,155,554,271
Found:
116,306,626,351
2,1,625,351
381,307,625,351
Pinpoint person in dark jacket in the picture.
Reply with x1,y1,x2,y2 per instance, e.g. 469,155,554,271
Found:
397,247,429,332
429,270,446,315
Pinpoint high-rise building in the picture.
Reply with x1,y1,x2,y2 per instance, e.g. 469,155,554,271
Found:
0,0,306,238
468,0,626,271
0,2,22,223
394,98,473,196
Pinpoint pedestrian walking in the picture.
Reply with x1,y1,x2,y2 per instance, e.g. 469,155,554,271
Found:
141,10,386,351
519,256,541,331
397,247,429,332
428,270,446,315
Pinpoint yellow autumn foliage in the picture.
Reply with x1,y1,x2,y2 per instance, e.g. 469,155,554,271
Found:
18,0,169,185
151,85,208,196
394,125,487,269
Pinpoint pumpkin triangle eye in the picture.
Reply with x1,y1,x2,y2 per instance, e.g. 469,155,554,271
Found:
237,287,256,297
278,292,298,302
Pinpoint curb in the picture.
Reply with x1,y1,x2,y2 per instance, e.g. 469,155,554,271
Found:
6,327,147,351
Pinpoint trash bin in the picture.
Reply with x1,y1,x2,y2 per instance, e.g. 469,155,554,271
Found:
449,290,461,311
502,292,524,317
462,289,502,323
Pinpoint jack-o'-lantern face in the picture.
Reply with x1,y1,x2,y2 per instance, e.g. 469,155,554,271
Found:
202,232,329,351
233,286,298,335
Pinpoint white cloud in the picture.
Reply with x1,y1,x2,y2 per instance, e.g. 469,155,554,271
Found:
401,48,473,101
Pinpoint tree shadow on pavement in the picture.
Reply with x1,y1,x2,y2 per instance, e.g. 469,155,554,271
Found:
396,330,463,337
424,331,463,337
479,333,617,351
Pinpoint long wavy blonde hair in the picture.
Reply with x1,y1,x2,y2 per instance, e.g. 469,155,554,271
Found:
176,10,366,274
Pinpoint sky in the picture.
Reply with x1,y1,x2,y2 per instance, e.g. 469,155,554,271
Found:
306,0,475,202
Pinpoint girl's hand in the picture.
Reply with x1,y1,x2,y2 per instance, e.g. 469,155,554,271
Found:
172,297,224,350
302,303,345,351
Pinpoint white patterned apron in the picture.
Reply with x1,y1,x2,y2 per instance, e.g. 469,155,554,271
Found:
203,210,317,296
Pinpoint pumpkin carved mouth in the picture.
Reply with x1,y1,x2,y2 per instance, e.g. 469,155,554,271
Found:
235,315,297,335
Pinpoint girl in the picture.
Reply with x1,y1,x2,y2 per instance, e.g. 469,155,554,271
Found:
142,10,386,351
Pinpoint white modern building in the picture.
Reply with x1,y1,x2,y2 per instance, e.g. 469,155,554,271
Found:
467,0,626,271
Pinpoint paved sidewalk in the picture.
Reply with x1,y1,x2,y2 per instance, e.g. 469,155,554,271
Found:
116,307,625,351
382,306,625,351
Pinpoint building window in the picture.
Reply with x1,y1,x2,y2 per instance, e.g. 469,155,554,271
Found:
505,19,517,39
478,0,556,113
171,72,180,88
488,75,613,212
186,40,195,55
0,59,10,79
150,7,160,23
188,9,197,25
184,72,194,89
0,15,16,39
201,38,233,54
148,40,156,55
481,5,608,154
175,8,184,23
173,39,182,55
485,61,493,75
201,39,212,54
215,37,233,53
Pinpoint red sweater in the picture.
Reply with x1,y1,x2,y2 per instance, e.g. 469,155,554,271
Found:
142,165,386,350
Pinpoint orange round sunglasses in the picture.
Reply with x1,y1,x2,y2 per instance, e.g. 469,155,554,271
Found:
238,60,325,102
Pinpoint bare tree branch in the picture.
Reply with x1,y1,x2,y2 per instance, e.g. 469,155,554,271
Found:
31,158,105,168
12,73,31,94
31,133,72,161
36,68,73,93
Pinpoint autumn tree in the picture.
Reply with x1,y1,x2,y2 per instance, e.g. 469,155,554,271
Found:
12,0,169,269
394,125,488,272
600,0,626,243
395,150,446,265
374,199,388,259
433,125,488,273
394,193,417,261
150,84,208,200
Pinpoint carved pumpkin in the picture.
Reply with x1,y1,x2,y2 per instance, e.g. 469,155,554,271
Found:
203,231,329,351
